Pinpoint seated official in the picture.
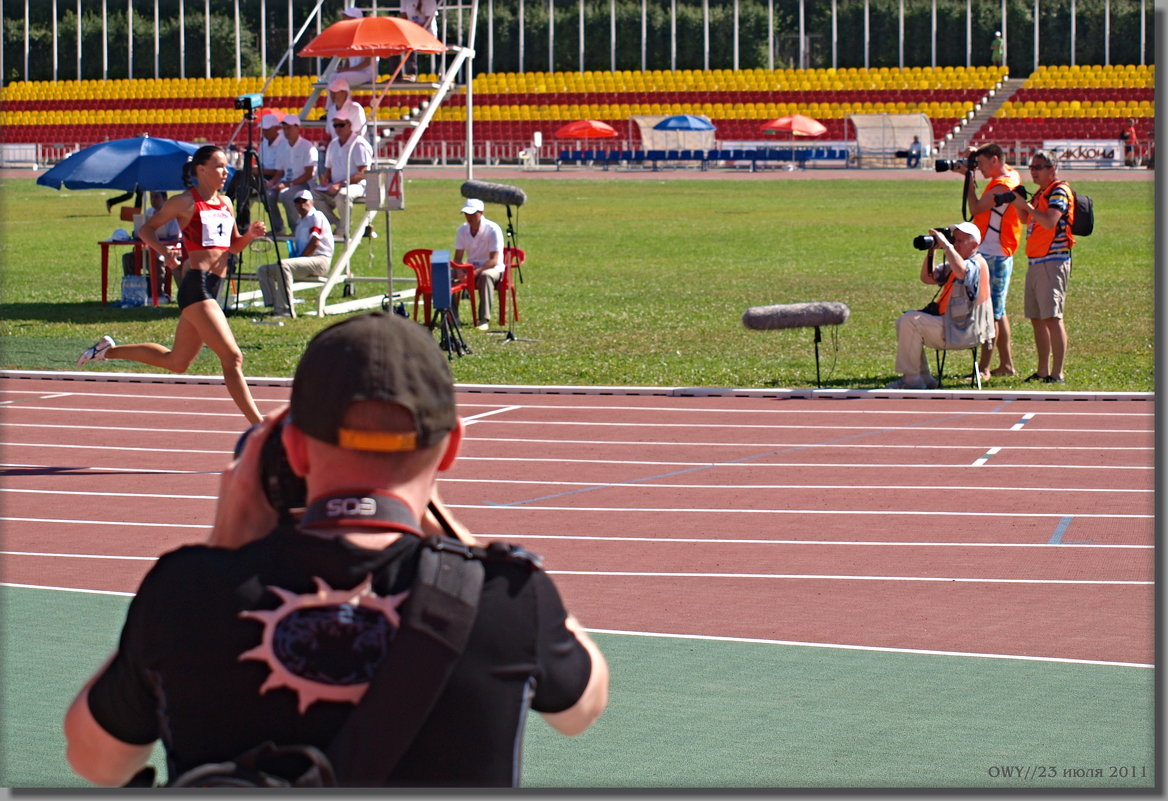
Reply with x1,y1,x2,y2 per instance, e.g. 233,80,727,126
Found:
887,222,994,389
122,191,181,301
312,108,373,232
452,198,505,330
257,190,334,318
265,114,317,236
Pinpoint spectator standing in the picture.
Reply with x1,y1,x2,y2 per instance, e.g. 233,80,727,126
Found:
1121,118,1139,167
401,0,441,80
257,190,334,318
257,113,289,233
313,108,374,232
1003,150,1076,383
452,198,504,330
954,143,1024,379
990,31,1004,68
267,114,318,236
63,310,608,788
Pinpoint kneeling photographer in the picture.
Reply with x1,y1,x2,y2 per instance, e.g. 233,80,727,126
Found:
886,223,995,389
940,144,1025,380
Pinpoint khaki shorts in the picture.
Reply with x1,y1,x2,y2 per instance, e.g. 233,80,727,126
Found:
1024,257,1072,320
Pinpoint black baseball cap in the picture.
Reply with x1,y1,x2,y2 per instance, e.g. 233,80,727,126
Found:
290,311,456,452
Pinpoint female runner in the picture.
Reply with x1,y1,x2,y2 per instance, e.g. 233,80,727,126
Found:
77,145,267,424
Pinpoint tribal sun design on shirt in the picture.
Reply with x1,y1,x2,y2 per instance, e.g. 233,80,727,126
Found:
238,575,409,714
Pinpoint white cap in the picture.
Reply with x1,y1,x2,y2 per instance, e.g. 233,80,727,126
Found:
994,30,1001,36
282,113,301,127
343,7,363,18
952,221,982,245
460,198,485,214
260,113,281,130
328,76,350,93
293,189,313,202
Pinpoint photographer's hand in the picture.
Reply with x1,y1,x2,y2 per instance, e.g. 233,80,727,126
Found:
208,407,286,548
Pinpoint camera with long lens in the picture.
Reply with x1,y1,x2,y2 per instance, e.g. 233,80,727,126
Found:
233,418,306,518
934,154,977,173
912,226,956,251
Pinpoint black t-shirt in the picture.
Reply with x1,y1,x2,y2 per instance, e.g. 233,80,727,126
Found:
88,529,592,787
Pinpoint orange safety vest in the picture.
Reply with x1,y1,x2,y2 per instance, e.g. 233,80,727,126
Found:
975,167,1024,256
936,255,989,315
1026,180,1075,259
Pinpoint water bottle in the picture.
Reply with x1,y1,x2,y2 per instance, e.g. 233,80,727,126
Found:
121,274,148,307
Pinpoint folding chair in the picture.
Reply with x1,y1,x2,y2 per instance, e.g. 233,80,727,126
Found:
401,248,474,326
933,346,982,389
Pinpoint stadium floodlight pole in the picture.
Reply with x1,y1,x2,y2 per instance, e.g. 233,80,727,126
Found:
1001,0,1008,70
518,0,525,71
610,0,615,70
732,0,738,70
1069,0,1076,65
488,0,494,71
234,0,241,79
767,0,773,71
580,0,586,71
260,0,266,79
798,0,805,69
863,0,868,69
101,0,107,80
127,0,133,80
154,0,160,78
205,0,211,78
1032,0,1038,73
642,0,648,71
702,0,708,70
1103,0,1109,66
964,0,971,68
76,0,81,80
1139,0,1144,63
931,0,937,68
831,0,837,70
898,0,904,69
287,0,294,77
23,0,29,80
548,0,554,72
179,0,185,79
52,0,58,80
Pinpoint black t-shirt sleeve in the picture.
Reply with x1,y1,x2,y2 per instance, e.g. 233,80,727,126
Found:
527,569,593,714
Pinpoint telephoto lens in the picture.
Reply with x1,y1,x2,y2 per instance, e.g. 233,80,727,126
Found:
232,418,307,517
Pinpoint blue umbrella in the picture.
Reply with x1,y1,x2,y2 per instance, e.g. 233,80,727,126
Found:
653,114,716,131
36,136,201,193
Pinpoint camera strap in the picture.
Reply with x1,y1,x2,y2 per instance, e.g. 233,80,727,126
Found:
298,490,423,536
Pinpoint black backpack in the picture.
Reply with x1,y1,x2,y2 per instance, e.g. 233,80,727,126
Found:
1047,181,1094,237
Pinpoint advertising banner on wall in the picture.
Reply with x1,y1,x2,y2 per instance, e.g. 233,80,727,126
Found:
1043,140,1123,168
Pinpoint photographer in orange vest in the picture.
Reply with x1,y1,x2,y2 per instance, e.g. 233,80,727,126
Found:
951,143,1024,380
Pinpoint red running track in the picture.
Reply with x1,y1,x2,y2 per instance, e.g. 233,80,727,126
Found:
0,375,1153,666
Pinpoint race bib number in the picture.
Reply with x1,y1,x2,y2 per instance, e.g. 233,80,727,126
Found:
200,209,234,248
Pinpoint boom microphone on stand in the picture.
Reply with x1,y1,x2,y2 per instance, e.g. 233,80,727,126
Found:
741,302,850,331
459,180,527,208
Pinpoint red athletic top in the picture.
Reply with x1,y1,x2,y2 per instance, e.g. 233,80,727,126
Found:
181,188,235,253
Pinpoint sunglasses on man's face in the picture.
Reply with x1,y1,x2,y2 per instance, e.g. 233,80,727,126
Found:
333,121,349,128
1029,162,1052,169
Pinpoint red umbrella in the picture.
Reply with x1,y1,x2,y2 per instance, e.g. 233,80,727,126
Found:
554,119,618,139
761,114,828,137
298,16,446,58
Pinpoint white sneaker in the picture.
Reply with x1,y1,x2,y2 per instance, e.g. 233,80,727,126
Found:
77,336,115,367
475,320,489,331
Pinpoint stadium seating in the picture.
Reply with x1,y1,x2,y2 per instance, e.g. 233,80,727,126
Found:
4,64,1151,162
968,63,1153,154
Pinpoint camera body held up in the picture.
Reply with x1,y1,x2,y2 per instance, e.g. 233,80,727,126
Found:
934,154,977,173
912,226,957,251
234,419,306,519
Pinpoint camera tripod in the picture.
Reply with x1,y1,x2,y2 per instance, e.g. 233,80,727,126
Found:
224,104,291,316
434,307,471,359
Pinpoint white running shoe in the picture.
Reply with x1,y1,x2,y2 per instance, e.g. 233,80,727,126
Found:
77,336,115,367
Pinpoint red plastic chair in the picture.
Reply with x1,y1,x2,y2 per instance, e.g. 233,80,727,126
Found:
401,249,474,326
497,246,524,326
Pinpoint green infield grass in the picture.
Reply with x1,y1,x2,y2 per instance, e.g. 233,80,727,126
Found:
0,174,1153,391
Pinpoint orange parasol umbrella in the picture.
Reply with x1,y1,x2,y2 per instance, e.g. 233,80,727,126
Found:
298,16,446,58
760,114,828,137
554,119,618,139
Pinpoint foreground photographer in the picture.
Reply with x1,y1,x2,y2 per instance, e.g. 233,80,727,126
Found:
64,312,608,787
950,143,1024,380
886,223,994,389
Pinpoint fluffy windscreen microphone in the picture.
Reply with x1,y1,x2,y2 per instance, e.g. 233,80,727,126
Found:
460,180,527,208
742,302,851,330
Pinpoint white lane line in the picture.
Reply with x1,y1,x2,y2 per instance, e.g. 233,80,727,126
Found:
2,517,207,529
2,488,216,500
440,478,1150,494
1012,412,1037,431
0,581,1149,668
463,437,1152,451
461,419,1154,434
0,393,72,405
586,628,1153,669
4,551,156,560
489,533,1153,549
1,462,217,475
548,570,1150,585
0,422,242,435
972,446,1002,466
2,442,230,454
1,389,1153,417
461,406,521,424
458,456,1150,470
451,504,1152,519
